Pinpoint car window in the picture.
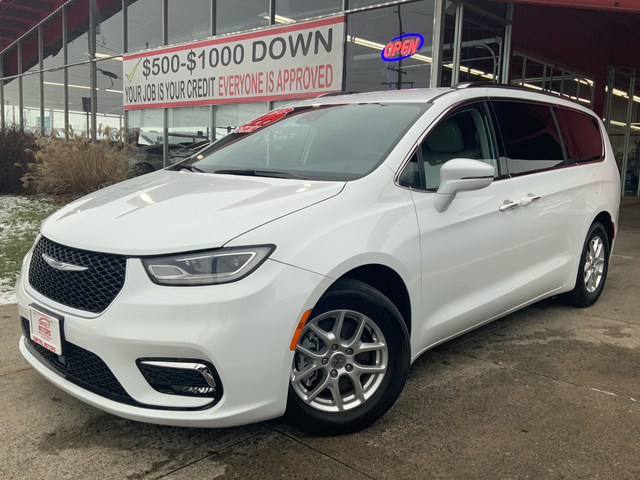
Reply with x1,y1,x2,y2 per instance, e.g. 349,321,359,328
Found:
554,107,603,163
403,103,496,190
491,101,565,175
192,103,430,181
398,152,421,189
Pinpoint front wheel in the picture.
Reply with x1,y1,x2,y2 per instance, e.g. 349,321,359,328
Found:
563,222,610,307
287,279,410,435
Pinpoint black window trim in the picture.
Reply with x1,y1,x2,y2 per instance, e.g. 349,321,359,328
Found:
395,98,506,192
553,105,606,165
488,97,606,179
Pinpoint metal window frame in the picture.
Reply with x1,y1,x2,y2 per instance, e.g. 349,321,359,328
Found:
0,60,3,128
620,69,636,198
17,41,23,128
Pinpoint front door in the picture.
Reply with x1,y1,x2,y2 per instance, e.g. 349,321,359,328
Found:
404,101,524,352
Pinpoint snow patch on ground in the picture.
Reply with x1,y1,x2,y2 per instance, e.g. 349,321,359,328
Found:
0,195,60,305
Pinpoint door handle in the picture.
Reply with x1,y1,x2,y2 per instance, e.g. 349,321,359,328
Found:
520,194,541,207
499,200,520,212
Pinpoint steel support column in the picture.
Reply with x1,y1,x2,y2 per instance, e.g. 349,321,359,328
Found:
431,0,446,88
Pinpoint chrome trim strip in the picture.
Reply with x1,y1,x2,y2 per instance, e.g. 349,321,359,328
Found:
42,253,89,272
139,360,217,388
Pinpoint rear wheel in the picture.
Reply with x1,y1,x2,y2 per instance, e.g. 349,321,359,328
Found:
564,222,610,307
287,278,410,435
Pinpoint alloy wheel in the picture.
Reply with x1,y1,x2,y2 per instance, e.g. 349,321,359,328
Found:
291,310,388,412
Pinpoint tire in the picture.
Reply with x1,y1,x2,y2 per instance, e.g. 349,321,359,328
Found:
287,278,410,435
563,222,610,307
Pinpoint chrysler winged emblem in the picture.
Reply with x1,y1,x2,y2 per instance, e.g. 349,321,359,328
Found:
42,253,88,272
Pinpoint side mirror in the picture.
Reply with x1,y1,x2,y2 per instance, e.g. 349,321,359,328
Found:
434,158,495,213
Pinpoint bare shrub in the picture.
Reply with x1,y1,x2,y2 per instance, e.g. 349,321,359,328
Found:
0,125,39,194
23,126,136,198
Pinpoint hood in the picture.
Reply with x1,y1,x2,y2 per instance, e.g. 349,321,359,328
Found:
41,171,344,255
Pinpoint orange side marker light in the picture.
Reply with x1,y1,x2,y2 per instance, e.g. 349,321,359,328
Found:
290,309,312,351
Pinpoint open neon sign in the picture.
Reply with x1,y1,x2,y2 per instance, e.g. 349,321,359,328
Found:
381,34,425,62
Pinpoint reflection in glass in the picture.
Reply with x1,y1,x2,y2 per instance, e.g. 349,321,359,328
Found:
67,63,92,136
96,1,124,56
21,33,41,133
43,12,64,70
216,0,269,35
459,9,504,83
214,102,269,138
128,108,164,145
44,68,66,133
169,106,211,144
607,69,630,178
96,58,124,132
440,1,457,88
2,49,19,126
128,108,165,172
68,0,92,65
128,0,163,52
168,0,211,44
275,0,341,21
345,1,435,92
3,78,20,127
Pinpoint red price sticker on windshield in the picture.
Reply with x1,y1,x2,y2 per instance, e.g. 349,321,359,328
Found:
234,107,294,133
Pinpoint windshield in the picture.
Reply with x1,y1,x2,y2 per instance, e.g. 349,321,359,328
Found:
185,103,430,181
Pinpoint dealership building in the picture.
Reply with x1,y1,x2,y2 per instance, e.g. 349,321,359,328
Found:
1,0,640,198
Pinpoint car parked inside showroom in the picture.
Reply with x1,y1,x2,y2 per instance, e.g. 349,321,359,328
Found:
17,84,620,434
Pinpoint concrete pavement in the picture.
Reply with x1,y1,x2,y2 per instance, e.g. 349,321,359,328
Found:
1,205,639,479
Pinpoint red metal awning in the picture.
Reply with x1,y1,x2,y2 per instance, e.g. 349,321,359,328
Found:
495,0,640,13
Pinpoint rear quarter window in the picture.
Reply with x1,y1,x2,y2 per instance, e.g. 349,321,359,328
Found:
554,107,603,163
491,101,565,175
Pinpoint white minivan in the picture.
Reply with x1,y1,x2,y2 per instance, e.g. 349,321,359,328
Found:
16,85,620,434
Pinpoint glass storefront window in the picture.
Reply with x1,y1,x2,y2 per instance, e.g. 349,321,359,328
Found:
96,1,123,56
214,102,268,138
128,0,163,52
463,0,507,18
345,1,435,92
21,33,41,133
68,0,92,64
128,108,164,145
625,78,640,197
168,0,211,44
67,63,92,136
440,1,457,88
3,78,20,127
43,68,66,133
2,48,19,127
216,0,269,35
43,12,64,70
96,58,124,133
607,69,631,178
458,8,505,83
168,106,210,144
275,0,342,22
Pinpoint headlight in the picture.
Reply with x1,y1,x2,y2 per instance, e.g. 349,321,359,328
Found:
141,245,275,286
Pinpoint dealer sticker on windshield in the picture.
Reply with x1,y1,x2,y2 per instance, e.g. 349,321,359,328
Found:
29,307,63,355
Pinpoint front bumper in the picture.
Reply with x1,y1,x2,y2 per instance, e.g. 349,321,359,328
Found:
17,251,327,427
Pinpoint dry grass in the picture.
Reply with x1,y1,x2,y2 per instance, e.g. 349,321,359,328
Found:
23,126,136,198
0,125,39,194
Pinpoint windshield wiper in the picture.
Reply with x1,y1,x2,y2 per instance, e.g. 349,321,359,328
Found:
174,163,206,173
213,169,308,180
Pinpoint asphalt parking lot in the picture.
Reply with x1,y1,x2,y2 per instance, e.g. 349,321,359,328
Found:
1,205,639,480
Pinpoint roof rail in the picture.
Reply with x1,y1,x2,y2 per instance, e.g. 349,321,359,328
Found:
316,91,359,98
454,81,581,104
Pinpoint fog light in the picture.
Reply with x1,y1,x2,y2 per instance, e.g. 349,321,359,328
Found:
171,385,216,395
137,358,223,401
